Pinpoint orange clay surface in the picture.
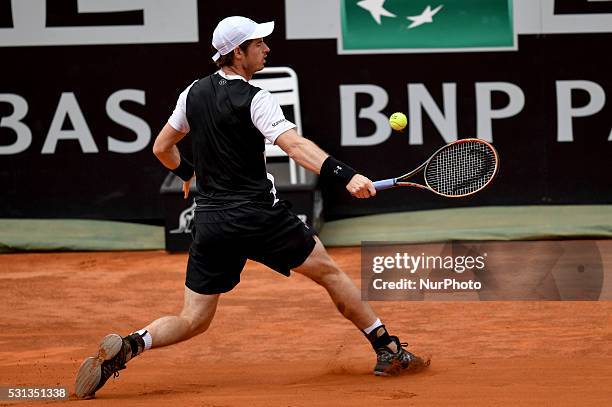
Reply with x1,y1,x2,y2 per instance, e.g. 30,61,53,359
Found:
1,246,612,406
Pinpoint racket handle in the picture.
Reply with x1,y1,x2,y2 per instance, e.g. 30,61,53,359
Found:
373,178,396,191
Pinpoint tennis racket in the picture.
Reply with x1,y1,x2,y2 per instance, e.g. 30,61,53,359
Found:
373,138,499,197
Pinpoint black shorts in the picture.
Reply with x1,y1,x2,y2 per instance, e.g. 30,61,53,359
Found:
185,201,316,295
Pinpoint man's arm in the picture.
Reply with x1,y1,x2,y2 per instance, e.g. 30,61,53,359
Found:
153,123,187,168
153,123,193,198
275,129,376,199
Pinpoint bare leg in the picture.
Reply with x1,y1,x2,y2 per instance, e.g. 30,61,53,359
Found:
293,236,378,330
74,286,218,398
143,286,220,348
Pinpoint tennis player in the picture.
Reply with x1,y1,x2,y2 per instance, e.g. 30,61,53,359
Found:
75,16,429,399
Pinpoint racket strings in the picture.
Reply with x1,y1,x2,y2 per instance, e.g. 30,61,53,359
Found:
425,141,497,196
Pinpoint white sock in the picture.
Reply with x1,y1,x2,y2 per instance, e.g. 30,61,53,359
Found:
136,329,153,350
363,318,383,335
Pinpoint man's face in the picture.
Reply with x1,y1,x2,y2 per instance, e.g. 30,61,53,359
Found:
243,38,270,73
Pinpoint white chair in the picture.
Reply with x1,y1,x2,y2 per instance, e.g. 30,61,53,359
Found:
250,67,306,184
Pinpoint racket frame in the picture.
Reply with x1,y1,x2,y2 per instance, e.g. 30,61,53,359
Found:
381,138,499,198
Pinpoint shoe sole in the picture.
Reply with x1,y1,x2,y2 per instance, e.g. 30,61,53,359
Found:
74,334,123,399
374,360,402,377
374,355,431,377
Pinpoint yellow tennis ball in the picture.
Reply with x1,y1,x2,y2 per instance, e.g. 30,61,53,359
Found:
389,112,407,131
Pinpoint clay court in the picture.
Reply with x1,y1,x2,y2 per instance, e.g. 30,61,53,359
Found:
2,245,611,406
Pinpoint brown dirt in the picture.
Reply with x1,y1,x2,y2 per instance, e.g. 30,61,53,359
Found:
1,243,611,406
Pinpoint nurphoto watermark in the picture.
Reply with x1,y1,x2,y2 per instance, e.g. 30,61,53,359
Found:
361,241,606,301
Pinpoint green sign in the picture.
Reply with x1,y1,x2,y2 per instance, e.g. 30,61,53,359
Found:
340,0,514,53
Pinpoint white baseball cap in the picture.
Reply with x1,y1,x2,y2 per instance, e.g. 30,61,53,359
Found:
211,16,274,62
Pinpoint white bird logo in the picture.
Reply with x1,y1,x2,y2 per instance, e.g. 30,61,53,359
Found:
407,5,444,29
357,0,397,25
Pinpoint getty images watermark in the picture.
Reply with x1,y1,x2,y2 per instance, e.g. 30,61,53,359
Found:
371,251,486,291
361,241,607,301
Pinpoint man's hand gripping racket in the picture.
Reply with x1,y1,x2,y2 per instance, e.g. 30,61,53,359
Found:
373,138,499,197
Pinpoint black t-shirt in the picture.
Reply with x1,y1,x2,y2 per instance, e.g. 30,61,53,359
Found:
186,73,275,210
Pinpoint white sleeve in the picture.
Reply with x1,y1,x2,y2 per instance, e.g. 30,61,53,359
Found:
168,81,196,133
250,90,296,144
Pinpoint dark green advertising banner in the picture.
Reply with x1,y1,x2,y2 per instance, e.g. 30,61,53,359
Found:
341,0,514,52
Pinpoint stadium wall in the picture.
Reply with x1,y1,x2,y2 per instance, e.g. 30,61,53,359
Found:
1,0,611,221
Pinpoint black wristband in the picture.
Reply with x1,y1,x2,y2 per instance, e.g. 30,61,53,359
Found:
320,156,357,184
170,155,194,182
